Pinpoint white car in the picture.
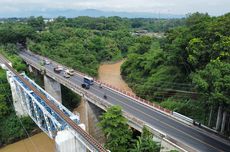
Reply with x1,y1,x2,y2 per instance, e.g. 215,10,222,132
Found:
63,72,70,78
44,59,51,65
65,69,74,76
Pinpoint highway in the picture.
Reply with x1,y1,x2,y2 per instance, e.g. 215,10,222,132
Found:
19,51,230,152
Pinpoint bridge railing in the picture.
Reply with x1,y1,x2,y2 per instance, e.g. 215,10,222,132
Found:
19,52,201,152
0,54,108,152
21,51,173,116
22,73,80,124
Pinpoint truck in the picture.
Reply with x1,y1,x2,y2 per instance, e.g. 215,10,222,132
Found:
81,76,94,89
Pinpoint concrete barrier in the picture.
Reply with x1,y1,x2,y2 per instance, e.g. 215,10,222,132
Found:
172,112,194,125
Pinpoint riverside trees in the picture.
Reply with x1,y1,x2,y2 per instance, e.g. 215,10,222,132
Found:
98,106,161,152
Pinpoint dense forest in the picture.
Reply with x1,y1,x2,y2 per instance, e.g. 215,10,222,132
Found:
27,16,184,76
0,13,229,147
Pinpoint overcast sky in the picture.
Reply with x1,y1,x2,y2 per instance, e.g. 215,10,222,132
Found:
0,0,230,16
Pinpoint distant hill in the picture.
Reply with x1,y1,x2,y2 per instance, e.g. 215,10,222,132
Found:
1,9,184,19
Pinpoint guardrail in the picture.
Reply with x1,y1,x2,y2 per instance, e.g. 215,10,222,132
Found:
21,51,173,116
172,111,194,125
96,79,172,115
20,52,199,152
21,51,220,137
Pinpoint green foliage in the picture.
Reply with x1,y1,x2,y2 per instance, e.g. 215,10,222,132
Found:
130,18,185,32
61,85,81,111
27,16,184,77
0,22,35,44
27,16,45,31
0,44,26,72
122,12,230,131
0,114,36,145
98,106,132,152
28,25,134,76
121,38,184,101
130,127,160,152
160,98,205,122
0,101,9,119
192,59,230,106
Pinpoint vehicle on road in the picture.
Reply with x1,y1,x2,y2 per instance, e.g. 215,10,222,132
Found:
65,69,74,76
40,59,51,66
44,59,51,65
81,83,90,89
81,76,94,89
103,94,107,99
83,76,94,85
54,66,63,73
63,72,70,78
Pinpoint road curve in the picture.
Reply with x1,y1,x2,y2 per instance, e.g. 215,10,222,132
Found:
19,51,230,152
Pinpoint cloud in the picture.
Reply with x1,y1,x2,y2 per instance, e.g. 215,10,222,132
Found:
0,0,229,16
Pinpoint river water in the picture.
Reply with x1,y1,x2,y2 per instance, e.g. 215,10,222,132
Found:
0,60,132,152
0,133,54,152
98,60,133,93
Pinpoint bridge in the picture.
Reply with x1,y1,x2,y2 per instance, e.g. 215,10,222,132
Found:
18,50,230,152
0,55,107,152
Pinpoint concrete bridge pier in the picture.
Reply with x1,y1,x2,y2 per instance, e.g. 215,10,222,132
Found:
44,75,62,103
77,97,105,144
55,126,87,152
28,64,40,76
6,71,28,116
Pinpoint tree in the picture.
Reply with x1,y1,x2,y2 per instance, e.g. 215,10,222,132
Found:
27,16,45,31
130,127,160,152
191,59,230,132
186,38,206,70
98,106,132,152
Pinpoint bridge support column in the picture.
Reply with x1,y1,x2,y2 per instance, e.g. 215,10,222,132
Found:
44,75,62,103
55,127,86,152
28,65,39,76
28,65,33,73
77,97,105,144
6,71,28,116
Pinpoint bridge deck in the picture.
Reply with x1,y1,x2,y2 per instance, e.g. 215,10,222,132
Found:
19,51,230,152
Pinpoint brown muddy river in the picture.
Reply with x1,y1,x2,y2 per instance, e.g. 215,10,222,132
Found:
0,133,54,152
98,60,133,93
0,60,131,152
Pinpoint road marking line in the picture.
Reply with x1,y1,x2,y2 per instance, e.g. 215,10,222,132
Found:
22,54,226,152
102,90,224,152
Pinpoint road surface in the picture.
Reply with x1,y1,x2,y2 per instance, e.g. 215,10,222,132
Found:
19,51,230,152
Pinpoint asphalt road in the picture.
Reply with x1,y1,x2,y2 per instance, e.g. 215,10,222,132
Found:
19,51,230,152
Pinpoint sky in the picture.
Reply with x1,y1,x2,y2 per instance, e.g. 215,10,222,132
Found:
0,0,230,17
